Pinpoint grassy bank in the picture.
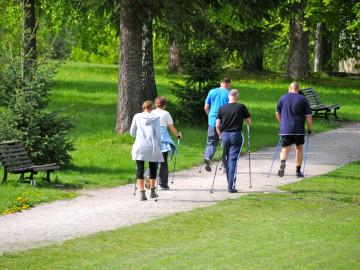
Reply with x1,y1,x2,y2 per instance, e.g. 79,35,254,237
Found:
0,61,359,213
1,161,359,269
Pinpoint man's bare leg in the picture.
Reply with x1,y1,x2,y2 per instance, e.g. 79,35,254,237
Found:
295,144,304,177
278,146,291,177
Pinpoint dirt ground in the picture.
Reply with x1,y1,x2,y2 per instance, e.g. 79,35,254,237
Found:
0,122,359,255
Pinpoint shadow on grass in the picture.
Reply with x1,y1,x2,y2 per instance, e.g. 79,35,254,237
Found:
61,163,135,175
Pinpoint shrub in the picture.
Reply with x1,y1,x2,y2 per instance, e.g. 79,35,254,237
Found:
167,82,218,125
167,42,225,125
0,46,76,164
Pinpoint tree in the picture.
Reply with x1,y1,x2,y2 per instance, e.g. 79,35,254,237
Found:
286,10,310,79
167,34,183,74
314,23,332,72
141,6,157,102
115,0,143,134
22,0,36,79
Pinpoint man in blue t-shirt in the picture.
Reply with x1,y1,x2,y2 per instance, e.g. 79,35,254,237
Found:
203,78,231,172
276,82,313,178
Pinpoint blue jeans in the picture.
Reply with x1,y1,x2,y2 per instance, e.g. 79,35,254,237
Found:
204,126,220,161
221,131,244,190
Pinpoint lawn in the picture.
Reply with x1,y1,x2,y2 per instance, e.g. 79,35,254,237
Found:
1,161,359,269
0,61,359,213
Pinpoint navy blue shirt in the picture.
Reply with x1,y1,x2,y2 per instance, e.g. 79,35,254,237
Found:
276,93,312,135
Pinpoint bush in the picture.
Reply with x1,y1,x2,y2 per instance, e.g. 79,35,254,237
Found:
0,47,76,165
167,82,218,125
167,41,225,125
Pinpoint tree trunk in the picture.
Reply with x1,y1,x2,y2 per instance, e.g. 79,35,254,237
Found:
286,12,310,80
141,11,157,102
22,0,36,80
167,35,183,74
243,54,263,71
314,23,332,72
115,0,143,134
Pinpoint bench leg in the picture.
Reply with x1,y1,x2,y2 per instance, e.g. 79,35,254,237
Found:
325,110,329,120
2,170,7,184
334,109,339,119
46,171,51,182
19,173,24,182
30,172,34,181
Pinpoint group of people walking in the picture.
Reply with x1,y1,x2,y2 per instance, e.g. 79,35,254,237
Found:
130,78,313,201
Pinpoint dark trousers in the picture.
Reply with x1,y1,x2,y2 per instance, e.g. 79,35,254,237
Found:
204,126,225,166
145,151,169,187
136,161,157,179
221,131,243,190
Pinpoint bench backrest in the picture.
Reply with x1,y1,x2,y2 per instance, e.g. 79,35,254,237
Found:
299,88,324,107
0,141,34,170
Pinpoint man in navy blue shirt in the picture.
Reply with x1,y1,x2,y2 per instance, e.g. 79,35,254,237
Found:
216,89,251,193
276,82,313,178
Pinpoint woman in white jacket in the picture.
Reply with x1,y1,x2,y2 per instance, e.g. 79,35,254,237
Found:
130,101,164,201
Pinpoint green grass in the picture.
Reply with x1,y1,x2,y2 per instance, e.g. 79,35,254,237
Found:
0,61,359,213
1,161,359,269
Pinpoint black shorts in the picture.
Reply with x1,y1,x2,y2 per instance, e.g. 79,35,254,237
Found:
282,135,305,147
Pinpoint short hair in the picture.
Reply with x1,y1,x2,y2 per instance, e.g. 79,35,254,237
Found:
221,78,231,84
142,100,154,111
290,82,299,91
155,96,167,108
229,89,239,98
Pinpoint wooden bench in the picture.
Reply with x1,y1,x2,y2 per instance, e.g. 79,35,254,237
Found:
326,71,347,77
0,140,60,184
299,87,341,120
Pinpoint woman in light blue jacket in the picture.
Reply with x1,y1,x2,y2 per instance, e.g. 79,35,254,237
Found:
130,101,164,201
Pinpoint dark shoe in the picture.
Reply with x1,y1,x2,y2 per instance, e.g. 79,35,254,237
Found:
228,189,238,193
296,172,304,178
160,185,170,190
150,187,156,198
204,158,211,172
140,190,147,201
278,163,286,177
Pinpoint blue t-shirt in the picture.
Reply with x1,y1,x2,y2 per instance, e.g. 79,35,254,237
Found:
205,88,230,126
276,93,312,135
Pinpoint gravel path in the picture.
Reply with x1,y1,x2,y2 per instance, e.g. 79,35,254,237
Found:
0,122,359,255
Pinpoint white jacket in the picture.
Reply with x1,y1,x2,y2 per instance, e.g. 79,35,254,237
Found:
130,112,164,162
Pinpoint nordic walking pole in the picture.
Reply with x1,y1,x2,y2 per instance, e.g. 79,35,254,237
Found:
210,143,223,193
133,178,137,196
154,162,161,202
268,136,282,177
247,125,252,188
199,138,208,173
302,133,310,174
171,133,182,184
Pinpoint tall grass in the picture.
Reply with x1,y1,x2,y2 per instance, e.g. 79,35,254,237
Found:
0,62,359,212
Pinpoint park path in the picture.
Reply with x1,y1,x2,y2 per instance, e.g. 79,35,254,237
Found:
0,122,359,255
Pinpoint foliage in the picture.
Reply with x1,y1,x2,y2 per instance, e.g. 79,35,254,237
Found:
306,0,360,63
167,82,218,125
0,46,76,165
180,42,224,91
167,42,224,125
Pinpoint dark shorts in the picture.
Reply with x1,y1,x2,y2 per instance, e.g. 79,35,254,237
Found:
282,135,305,147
